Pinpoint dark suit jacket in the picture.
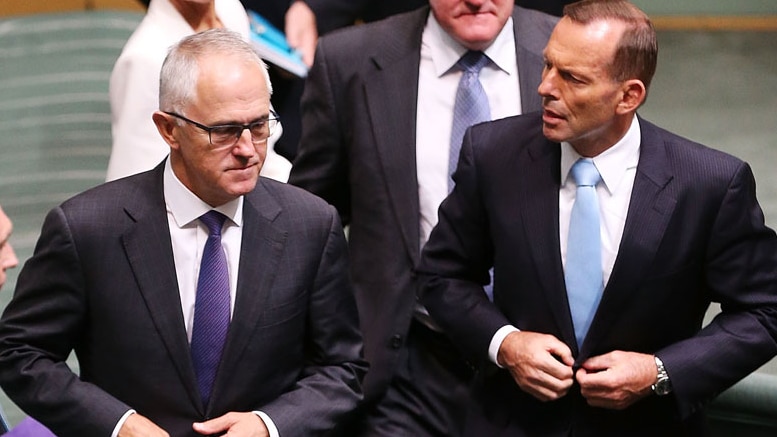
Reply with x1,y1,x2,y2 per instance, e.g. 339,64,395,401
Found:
0,164,366,437
305,0,426,33
418,112,777,435
289,6,557,401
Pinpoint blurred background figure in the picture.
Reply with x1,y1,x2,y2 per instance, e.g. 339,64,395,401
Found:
107,0,291,182
0,206,17,291
0,205,18,432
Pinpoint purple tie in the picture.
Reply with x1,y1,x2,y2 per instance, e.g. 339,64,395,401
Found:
191,210,231,406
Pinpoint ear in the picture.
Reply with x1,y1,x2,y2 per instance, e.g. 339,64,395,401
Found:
152,111,181,151
616,79,646,115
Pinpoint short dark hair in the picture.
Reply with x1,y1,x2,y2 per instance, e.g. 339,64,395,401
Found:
564,0,657,91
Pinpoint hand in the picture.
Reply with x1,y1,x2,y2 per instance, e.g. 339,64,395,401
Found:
285,0,318,67
576,351,656,410
497,331,575,401
193,412,269,437
118,413,169,437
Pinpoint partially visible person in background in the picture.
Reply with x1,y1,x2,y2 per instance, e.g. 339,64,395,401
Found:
236,0,427,161
290,1,557,435
108,0,291,182
239,0,573,161
0,205,22,434
0,205,17,299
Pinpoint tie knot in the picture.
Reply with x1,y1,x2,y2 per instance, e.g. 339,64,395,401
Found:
570,159,601,187
457,50,489,74
200,210,226,237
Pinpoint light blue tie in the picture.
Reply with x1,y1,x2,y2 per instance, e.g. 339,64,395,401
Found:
450,50,491,191
565,159,603,347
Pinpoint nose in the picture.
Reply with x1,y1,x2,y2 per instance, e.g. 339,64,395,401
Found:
538,64,562,100
232,129,260,156
538,70,554,98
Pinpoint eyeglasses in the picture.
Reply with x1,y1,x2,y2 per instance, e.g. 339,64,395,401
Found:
164,110,280,148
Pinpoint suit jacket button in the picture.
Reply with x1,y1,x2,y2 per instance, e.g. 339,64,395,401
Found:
390,334,403,349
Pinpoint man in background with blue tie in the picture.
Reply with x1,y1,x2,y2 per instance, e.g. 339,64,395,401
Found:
419,0,777,435
289,0,556,435
0,29,365,437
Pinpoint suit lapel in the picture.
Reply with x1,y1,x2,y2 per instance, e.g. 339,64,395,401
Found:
520,139,578,349
581,119,677,355
209,182,286,410
363,8,428,264
121,167,203,411
512,6,557,113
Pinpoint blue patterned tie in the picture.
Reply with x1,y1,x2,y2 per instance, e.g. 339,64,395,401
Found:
565,159,603,347
191,210,231,406
450,50,491,191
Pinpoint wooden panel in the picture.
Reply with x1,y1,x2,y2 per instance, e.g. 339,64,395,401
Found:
653,15,777,31
0,0,143,17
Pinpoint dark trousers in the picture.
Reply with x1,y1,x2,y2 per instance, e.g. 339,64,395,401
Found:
334,319,474,437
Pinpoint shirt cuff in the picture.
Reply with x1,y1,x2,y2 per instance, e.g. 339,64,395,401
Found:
253,411,280,437
488,325,520,367
111,409,136,437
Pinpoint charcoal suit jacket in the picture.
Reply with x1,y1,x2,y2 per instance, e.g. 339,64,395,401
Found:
290,6,557,401
0,163,366,437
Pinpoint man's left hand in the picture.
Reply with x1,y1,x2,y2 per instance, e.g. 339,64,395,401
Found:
193,412,269,437
576,351,656,410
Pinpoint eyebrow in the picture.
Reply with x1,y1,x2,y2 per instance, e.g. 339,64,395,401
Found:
209,114,271,127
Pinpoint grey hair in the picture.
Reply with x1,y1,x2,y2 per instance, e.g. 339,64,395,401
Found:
158,28,272,115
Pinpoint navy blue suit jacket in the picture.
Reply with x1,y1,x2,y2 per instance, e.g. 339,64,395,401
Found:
420,112,777,435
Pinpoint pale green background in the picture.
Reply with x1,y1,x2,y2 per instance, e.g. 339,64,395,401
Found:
632,0,777,15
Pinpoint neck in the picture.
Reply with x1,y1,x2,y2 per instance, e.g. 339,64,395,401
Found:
170,0,223,32
571,114,635,158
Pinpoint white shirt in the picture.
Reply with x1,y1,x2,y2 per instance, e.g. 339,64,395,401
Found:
416,13,521,248
112,158,279,437
488,115,642,363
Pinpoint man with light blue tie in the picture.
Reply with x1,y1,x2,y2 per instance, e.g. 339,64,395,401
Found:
290,0,557,435
419,0,777,435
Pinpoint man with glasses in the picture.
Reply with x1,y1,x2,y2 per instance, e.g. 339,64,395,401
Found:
0,29,365,437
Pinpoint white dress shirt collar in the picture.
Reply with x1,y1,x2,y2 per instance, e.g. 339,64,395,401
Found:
163,158,243,228
425,13,517,78
560,115,642,194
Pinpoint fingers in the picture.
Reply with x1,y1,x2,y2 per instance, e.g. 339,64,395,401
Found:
576,351,656,410
193,412,269,437
118,413,170,437
498,331,575,402
285,1,318,67
193,412,236,435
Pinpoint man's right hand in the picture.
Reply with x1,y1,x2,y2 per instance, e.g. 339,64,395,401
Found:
118,413,169,437
497,331,575,402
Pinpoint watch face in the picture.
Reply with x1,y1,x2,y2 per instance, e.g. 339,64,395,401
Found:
654,379,672,396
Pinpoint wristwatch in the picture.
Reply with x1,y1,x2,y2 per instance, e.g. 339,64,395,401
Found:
651,356,672,396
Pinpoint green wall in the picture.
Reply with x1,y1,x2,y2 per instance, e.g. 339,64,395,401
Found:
632,0,777,15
